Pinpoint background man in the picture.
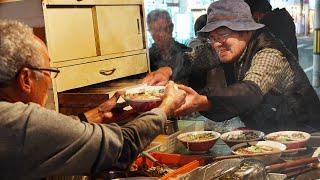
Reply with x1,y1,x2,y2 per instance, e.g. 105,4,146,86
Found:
188,14,232,91
245,0,298,59
143,12,220,92
0,20,186,179
144,9,192,85
174,0,320,133
187,14,222,91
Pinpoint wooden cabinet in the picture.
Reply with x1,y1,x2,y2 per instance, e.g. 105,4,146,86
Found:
42,0,149,111
45,8,97,62
95,5,144,55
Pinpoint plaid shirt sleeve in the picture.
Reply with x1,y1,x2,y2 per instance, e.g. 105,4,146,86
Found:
244,48,291,95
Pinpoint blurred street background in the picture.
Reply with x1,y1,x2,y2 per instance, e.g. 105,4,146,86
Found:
297,36,320,95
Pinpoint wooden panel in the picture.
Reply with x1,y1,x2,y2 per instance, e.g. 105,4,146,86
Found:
33,27,46,44
54,54,148,92
95,5,144,55
0,0,21,4
58,93,108,115
45,8,97,62
51,49,147,67
58,93,108,107
47,0,91,4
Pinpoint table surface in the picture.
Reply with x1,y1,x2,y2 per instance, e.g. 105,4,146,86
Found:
151,119,320,179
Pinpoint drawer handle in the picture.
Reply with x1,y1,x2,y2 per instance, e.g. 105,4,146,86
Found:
76,0,83,1
99,68,116,76
137,19,141,34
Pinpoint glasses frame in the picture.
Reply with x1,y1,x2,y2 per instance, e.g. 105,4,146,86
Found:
28,67,60,78
208,30,233,44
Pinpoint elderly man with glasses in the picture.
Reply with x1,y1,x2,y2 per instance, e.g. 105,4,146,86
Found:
0,20,186,179
174,0,320,133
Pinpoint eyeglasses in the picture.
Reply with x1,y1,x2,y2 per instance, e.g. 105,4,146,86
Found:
208,31,232,43
28,67,60,78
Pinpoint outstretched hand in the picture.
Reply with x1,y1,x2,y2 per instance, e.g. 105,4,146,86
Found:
98,91,124,114
84,91,128,123
141,67,172,86
173,84,210,116
159,81,186,116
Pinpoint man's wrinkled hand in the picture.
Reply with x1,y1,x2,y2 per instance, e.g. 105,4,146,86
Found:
98,91,124,114
141,67,172,86
159,81,186,116
84,91,125,123
173,84,208,116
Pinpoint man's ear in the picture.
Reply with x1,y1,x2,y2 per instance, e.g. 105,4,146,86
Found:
17,68,33,93
241,31,252,41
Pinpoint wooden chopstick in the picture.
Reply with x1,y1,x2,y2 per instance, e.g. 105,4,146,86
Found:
266,156,319,172
285,165,319,178
211,147,307,161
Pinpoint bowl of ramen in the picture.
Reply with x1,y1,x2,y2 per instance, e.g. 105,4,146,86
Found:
231,141,286,164
264,131,310,149
177,131,221,153
220,130,265,147
123,85,165,112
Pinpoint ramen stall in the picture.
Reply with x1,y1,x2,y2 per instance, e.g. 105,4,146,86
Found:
39,0,320,179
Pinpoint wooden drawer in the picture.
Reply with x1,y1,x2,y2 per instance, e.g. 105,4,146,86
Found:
46,0,93,4
54,54,148,92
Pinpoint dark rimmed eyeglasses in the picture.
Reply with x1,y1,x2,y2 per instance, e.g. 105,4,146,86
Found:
208,32,232,43
208,28,234,43
28,67,60,78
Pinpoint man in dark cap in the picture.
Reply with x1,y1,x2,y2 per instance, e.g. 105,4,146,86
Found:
187,14,224,91
245,0,298,59
189,14,208,48
174,0,320,133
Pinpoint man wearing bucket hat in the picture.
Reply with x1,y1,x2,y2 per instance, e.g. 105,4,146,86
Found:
174,0,320,133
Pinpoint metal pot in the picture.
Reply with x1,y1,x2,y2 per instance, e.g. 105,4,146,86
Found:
218,159,268,180
218,156,319,180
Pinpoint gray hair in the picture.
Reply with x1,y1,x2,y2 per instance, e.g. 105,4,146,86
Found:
0,20,42,86
147,9,173,29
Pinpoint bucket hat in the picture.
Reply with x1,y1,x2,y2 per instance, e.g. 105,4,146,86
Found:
199,0,265,33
